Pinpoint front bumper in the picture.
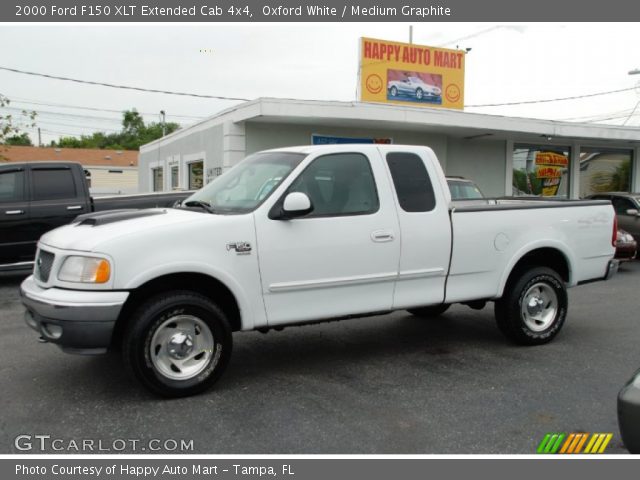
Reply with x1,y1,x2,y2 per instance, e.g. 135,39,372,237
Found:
20,275,129,355
618,369,640,454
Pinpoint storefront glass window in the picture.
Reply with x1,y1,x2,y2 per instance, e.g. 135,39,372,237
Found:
152,167,163,192
512,145,570,198
579,148,632,197
171,166,179,190
188,161,204,190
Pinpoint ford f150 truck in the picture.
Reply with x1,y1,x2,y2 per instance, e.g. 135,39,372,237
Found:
0,161,192,270
20,145,619,397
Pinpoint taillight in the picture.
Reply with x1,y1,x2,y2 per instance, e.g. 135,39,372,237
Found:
612,214,618,247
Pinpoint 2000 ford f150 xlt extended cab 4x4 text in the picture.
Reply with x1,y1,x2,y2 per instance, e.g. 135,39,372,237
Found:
20,145,619,397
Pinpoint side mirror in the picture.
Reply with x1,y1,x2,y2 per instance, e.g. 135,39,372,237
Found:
281,192,313,218
625,208,639,216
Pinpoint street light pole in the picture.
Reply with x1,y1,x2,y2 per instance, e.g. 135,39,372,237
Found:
624,69,640,126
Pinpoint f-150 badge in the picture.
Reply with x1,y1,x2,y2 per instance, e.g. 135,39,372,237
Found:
226,242,252,255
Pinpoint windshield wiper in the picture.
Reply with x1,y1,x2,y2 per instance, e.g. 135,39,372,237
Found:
183,200,216,214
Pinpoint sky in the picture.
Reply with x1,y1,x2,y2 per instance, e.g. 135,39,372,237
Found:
1,22,639,145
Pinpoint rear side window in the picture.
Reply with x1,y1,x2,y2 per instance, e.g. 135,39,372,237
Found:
0,169,26,202
386,152,436,212
32,168,77,201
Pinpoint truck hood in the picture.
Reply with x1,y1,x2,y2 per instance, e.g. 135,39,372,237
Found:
40,208,210,252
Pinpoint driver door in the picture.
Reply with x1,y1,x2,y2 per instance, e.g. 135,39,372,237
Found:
254,151,400,326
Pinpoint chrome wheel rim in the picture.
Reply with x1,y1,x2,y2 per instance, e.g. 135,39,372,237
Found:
150,315,214,381
416,89,423,99
521,282,558,332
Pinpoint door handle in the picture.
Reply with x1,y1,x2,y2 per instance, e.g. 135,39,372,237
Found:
5,210,24,215
371,230,395,242
67,205,83,211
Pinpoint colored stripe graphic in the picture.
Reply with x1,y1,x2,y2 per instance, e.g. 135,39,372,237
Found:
537,433,566,454
559,433,589,453
584,433,613,454
538,433,612,454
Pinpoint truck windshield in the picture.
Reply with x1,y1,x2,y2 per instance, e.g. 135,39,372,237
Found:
183,152,306,213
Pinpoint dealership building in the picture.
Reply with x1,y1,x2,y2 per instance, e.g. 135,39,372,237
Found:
138,98,640,198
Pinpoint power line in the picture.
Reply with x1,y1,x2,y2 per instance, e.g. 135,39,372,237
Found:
34,119,121,133
2,105,126,123
465,86,636,107
558,108,635,122
0,65,251,101
8,96,207,120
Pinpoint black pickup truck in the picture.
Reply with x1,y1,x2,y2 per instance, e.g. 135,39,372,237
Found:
0,161,193,270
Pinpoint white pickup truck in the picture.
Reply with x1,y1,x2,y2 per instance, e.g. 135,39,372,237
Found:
20,145,618,397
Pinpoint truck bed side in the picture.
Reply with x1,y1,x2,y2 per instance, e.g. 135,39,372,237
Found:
446,200,615,303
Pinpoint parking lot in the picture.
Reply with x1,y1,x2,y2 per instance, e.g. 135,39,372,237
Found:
1,262,639,454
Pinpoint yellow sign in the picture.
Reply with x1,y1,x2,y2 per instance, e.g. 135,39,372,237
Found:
535,152,569,167
359,37,465,110
536,166,564,179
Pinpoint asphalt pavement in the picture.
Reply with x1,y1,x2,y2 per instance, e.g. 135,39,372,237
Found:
1,262,638,454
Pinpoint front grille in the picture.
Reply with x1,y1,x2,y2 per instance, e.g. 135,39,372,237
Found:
35,250,55,282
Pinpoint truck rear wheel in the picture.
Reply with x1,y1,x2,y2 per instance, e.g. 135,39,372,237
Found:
494,267,567,345
407,303,451,317
123,291,232,397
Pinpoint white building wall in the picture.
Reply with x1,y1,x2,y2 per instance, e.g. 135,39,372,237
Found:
138,124,224,192
445,139,507,198
244,122,449,169
87,166,138,195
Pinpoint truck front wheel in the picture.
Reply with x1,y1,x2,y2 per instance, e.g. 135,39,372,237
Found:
494,267,567,345
123,291,232,397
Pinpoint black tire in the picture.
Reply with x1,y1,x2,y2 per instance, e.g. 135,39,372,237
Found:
123,291,232,397
390,86,398,97
494,267,567,345
407,303,451,318
415,88,424,100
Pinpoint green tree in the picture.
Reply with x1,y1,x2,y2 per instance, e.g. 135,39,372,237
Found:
1,94,37,159
52,109,180,151
4,132,33,146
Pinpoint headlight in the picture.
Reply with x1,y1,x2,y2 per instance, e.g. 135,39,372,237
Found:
58,256,111,284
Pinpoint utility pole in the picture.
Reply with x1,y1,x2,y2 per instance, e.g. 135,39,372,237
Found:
160,110,167,191
37,127,41,147
409,25,413,44
624,69,640,126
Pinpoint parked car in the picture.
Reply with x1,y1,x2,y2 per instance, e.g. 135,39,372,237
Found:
20,145,618,396
615,229,637,261
0,161,193,270
618,369,640,453
447,176,485,200
388,76,441,100
587,193,640,243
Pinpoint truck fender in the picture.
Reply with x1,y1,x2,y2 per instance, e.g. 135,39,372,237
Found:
496,240,576,298
122,262,255,330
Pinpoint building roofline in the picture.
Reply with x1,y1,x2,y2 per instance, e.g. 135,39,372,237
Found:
140,97,640,152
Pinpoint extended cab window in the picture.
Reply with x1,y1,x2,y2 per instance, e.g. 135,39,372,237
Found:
0,169,25,203
288,153,379,217
31,168,77,201
386,152,436,212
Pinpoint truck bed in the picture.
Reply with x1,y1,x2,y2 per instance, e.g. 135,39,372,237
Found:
446,199,615,303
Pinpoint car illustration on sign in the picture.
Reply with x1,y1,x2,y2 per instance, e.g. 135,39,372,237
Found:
388,76,442,101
